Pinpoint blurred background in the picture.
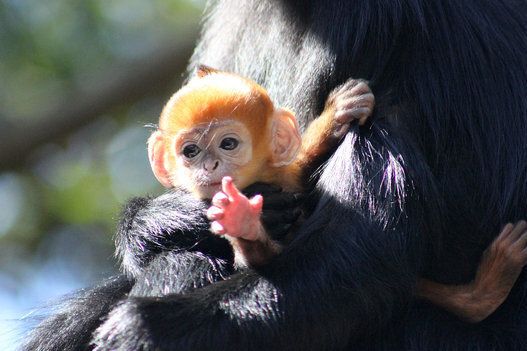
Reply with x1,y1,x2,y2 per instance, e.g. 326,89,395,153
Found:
0,0,205,348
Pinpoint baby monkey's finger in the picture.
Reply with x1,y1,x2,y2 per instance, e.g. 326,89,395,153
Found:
332,79,362,96
497,223,515,241
210,221,226,235
222,176,241,201
249,195,264,214
521,232,527,265
328,79,369,105
509,220,527,241
513,230,527,251
212,192,230,207
517,230,527,265
206,206,224,221
335,94,374,112
336,92,375,109
335,107,372,125
348,80,371,96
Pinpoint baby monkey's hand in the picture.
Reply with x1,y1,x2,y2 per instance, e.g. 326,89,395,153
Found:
416,221,527,323
207,177,281,267
326,79,375,138
469,221,527,318
294,78,375,178
207,177,264,241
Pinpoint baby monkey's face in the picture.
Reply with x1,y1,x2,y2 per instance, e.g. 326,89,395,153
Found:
172,120,253,199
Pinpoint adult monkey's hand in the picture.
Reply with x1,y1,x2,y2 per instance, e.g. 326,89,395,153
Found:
243,183,304,242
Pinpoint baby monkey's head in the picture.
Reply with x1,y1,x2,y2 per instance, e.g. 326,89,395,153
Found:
148,66,301,199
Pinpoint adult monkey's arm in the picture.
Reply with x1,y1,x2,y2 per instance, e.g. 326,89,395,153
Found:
115,184,303,298
22,189,221,351
92,123,436,350
115,185,302,281
115,189,232,279
22,276,132,351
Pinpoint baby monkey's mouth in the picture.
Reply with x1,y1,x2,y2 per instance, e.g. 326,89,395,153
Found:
196,176,235,188
194,179,234,200
196,180,222,187
195,177,220,186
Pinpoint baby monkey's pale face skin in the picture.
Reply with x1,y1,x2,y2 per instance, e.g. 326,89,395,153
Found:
171,120,253,199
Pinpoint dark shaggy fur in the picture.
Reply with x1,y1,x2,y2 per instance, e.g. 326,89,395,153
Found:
21,276,132,351
24,0,527,350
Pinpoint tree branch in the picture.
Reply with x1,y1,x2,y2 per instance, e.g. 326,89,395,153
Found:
0,24,198,170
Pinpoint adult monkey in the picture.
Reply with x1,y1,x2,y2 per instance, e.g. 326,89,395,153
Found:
25,0,527,350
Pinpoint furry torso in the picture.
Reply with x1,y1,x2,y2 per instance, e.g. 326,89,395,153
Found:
192,0,527,283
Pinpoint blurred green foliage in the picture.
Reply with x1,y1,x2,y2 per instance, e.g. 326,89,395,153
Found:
0,0,203,243
0,0,202,117
0,2,205,345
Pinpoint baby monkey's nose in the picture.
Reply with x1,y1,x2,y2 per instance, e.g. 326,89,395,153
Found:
204,159,219,171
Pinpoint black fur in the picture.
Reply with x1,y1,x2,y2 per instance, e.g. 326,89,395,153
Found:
22,275,132,351
24,0,527,349
115,190,233,279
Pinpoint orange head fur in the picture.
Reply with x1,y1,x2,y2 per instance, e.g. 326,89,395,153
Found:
160,72,273,143
159,70,277,185
149,67,302,196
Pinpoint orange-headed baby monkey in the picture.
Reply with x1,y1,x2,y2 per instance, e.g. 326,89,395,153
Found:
148,65,373,267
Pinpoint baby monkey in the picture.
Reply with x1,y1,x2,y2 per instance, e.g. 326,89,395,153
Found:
148,65,371,267
148,66,527,323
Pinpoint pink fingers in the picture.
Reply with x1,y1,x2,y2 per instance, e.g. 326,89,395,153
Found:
221,176,242,201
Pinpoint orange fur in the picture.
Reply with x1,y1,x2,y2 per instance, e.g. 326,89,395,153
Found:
153,67,342,197
159,73,273,144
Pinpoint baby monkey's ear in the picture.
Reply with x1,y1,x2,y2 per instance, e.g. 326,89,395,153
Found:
147,131,173,188
270,108,302,167
196,64,221,78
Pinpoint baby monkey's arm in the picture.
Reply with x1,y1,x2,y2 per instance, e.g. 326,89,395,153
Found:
207,177,279,267
295,79,375,175
417,221,527,323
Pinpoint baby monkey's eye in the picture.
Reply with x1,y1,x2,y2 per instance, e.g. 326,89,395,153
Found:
220,137,239,150
182,144,201,158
